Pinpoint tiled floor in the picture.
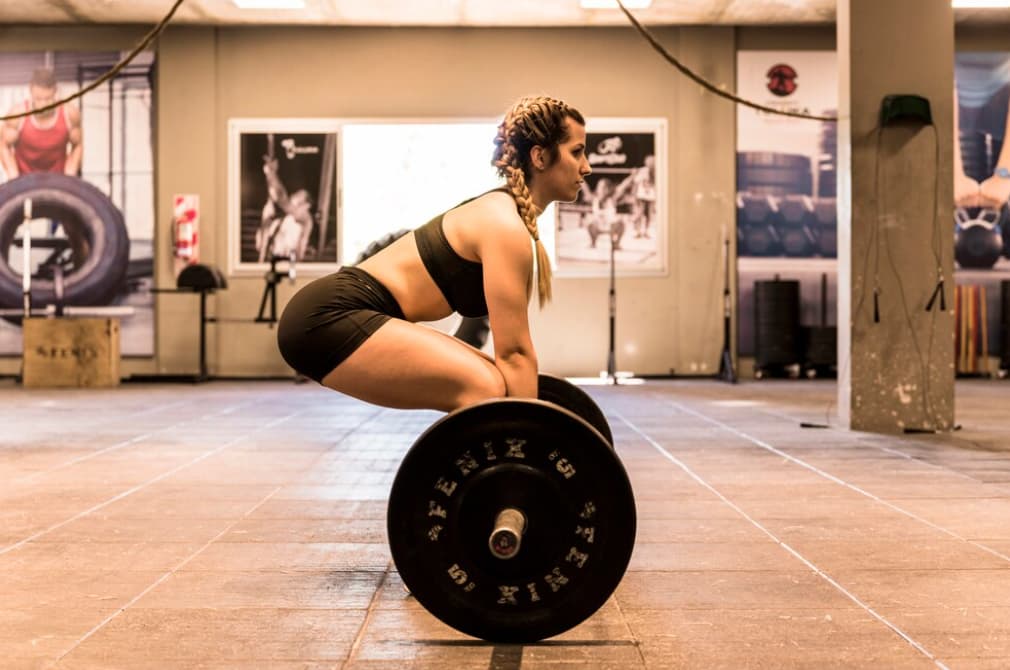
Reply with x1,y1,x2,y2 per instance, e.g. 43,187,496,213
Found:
2,377,1009,669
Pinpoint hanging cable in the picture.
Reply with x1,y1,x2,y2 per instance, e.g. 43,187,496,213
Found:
0,0,186,123
614,0,838,123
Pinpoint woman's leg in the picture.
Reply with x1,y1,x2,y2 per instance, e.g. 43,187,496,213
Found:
320,319,505,412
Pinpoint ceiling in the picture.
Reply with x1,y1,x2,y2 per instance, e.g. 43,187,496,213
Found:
1,0,1007,27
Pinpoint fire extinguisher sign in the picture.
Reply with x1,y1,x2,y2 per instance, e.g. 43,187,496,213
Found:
173,194,200,266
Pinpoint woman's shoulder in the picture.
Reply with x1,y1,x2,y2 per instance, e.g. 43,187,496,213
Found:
467,188,519,221
456,189,526,243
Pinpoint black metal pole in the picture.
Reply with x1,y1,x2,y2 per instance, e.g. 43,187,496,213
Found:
607,226,617,384
719,235,737,384
199,290,208,381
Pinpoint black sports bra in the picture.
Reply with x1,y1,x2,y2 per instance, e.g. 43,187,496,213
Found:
414,188,510,318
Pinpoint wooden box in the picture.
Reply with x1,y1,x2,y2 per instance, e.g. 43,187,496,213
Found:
22,317,121,388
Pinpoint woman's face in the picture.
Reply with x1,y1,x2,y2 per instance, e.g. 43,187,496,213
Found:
537,118,592,203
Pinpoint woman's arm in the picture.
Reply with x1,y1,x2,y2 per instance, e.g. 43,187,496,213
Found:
479,206,538,399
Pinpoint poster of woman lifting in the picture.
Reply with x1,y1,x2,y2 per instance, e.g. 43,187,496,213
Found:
555,118,667,277
228,119,339,276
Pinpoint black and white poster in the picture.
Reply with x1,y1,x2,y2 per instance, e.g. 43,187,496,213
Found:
555,118,667,277
228,119,339,276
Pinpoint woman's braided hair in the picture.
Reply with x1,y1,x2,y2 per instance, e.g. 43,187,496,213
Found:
492,96,585,306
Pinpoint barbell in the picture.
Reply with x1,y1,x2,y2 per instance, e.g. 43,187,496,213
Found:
386,373,636,643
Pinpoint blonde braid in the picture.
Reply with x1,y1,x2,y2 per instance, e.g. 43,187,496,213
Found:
492,96,582,306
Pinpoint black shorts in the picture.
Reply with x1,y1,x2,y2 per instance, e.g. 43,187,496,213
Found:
277,266,405,382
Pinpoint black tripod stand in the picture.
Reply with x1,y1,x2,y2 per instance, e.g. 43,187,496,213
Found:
256,253,295,325
718,235,737,384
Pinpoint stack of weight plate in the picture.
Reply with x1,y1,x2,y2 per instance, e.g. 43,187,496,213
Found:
737,193,782,257
817,113,838,198
778,195,817,257
754,279,801,378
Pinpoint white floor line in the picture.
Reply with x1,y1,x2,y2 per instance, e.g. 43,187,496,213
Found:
0,410,302,557
54,483,286,663
9,398,263,488
615,412,951,670
675,401,1010,565
48,408,385,666
756,405,1010,496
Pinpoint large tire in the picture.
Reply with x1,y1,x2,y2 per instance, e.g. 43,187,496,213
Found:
0,174,130,309
355,229,490,349
737,152,813,197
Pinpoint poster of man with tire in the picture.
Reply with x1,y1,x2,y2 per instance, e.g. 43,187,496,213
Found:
0,50,155,356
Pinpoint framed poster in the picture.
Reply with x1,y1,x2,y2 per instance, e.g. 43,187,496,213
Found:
554,117,668,277
227,118,340,276
0,50,155,356
736,50,838,358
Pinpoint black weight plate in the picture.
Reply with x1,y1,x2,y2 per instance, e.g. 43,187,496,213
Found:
387,399,636,643
538,373,614,446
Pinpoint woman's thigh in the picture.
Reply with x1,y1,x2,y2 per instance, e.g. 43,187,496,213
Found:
320,319,505,412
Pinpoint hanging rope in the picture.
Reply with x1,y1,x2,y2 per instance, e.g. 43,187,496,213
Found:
614,0,838,123
0,0,186,122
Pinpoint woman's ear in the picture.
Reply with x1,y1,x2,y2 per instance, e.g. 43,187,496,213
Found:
530,145,547,171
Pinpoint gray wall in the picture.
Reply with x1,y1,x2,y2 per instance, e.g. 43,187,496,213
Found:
155,25,736,379
0,23,995,379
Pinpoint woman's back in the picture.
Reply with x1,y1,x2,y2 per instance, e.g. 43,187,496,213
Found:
356,189,527,322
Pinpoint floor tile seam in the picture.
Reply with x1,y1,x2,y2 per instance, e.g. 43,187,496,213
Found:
0,409,305,557
6,408,389,565
874,445,1010,495
759,406,1010,496
61,605,375,613
615,411,950,670
10,397,194,436
344,564,392,666
667,400,1010,566
6,397,268,490
42,403,384,664
50,483,289,664
605,579,647,664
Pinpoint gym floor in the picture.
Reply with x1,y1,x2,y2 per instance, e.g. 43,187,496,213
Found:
2,378,1009,669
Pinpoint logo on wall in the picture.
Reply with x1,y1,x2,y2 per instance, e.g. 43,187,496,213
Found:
588,136,628,166
766,63,798,97
280,137,321,159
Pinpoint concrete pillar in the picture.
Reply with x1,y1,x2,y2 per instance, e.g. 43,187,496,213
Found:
836,0,955,432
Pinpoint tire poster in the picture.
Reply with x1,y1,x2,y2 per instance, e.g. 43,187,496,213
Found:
737,50,1010,374
736,50,838,372
0,51,155,356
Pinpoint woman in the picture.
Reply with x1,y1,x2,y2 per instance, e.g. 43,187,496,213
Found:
277,96,591,412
